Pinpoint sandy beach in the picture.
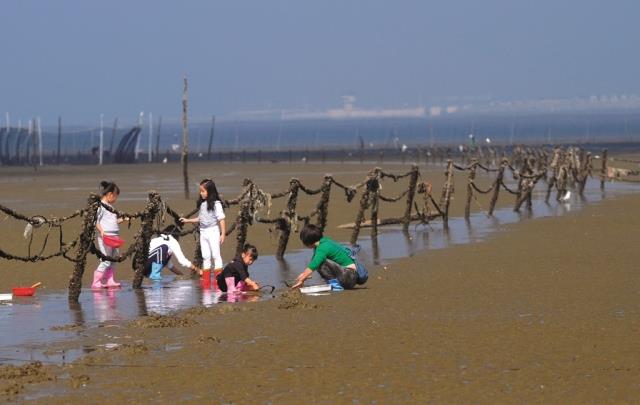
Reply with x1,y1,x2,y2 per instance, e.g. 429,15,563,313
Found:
0,157,638,403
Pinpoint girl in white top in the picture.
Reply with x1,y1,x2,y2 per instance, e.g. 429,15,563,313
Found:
180,179,226,289
93,181,124,289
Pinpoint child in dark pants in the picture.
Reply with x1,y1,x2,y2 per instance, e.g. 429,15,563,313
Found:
291,224,367,290
216,244,260,293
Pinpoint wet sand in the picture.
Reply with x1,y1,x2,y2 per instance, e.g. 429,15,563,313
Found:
2,159,640,402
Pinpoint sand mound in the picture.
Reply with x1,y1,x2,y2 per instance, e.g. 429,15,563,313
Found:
130,313,197,328
277,290,317,310
0,362,54,399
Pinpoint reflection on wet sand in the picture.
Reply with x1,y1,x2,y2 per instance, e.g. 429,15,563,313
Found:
0,178,638,364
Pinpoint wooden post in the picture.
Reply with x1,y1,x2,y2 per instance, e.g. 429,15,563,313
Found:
207,115,215,161
488,159,506,216
193,229,203,268
350,170,376,245
465,159,478,220
370,186,380,238
155,115,162,162
109,117,118,159
600,149,608,190
276,179,300,259
235,184,252,257
545,175,556,203
578,152,591,195
68,194,101,302
403,165,420,231
441,160,454,228
181,75,190,199
368,173,381,238
315,175,333,230
133,192,162,289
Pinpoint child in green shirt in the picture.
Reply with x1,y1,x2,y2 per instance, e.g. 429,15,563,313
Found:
291,224,367,290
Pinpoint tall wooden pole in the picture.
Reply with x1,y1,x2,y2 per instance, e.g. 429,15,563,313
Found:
207,115,215,160
155,115,162,162
99,114,104,165
37,117,43,166
148,112,153,163
181,75,190,199
109,117,118,158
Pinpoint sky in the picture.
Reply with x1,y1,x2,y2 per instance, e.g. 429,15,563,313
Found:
1,0,639,124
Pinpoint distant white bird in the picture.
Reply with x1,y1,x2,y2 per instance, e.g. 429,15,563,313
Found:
458,145,464,152
561,190,571,201
485,137,491,144
401,144,408,152
162,157,168,164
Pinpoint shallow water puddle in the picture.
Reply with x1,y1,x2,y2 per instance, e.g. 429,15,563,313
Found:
0,179,637,365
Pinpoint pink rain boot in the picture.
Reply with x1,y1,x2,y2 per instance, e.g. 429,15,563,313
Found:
91,270,106,289
104,267,121,288
225,277,237,294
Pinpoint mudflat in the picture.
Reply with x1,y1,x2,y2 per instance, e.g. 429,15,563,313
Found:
0,161,497,291
3,173,638,402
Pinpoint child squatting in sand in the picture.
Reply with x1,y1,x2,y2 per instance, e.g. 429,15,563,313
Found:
291,224,368,290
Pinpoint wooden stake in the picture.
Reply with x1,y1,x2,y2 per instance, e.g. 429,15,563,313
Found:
441,160,454,228
68,194,100,302
207,115,215,161
277,179,300,259
600,149,608,190
181,75,190,199
403,165,420,231
488,159,506,216
155,115,162,162
465,159,478,220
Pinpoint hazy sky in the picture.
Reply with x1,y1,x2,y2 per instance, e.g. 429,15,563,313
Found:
1,0,638,124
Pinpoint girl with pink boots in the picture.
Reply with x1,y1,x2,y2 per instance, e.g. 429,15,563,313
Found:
92,181,124,289
180,179,226,290
215,243,260,294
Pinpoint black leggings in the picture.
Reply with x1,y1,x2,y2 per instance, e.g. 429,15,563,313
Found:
317,259,358,289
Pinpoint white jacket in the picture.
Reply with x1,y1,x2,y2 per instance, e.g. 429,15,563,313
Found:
148,234,192,270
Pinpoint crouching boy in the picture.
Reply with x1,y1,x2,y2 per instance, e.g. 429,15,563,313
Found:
291,224,368,290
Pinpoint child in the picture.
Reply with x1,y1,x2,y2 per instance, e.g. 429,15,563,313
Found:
291,224,368,290
145,225,199,280
216,243,260,293
93,181,123,289
180,179,226,289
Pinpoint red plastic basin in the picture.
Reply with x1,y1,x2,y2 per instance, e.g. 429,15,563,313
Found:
12,287,36,297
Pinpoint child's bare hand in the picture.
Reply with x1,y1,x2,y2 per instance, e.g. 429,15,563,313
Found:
219,234,225,245
179,217,187,223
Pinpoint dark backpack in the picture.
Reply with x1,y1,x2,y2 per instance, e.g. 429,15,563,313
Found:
345,244,368,285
